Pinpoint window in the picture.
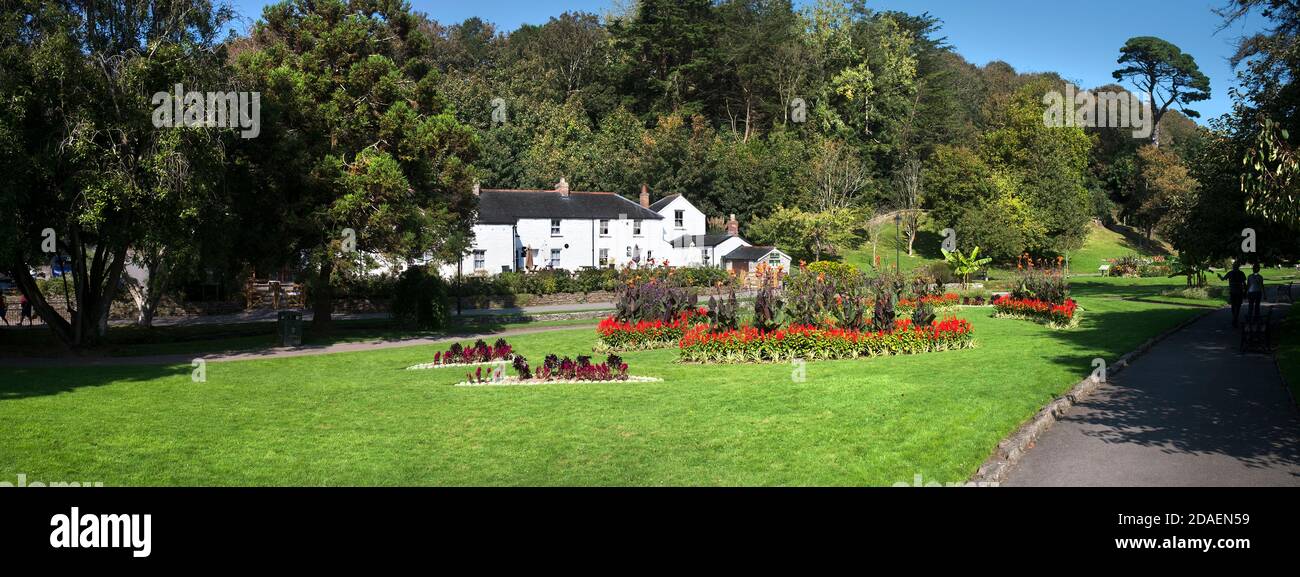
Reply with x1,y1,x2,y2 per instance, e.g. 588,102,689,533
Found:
701,249,711,266
768,252,782,267
626,247,633,257
633,220,642,236
674,210,684,228
599,248,609,267
473,250,486,271
599,219,610,236
549,249,561,268
550,219,561,236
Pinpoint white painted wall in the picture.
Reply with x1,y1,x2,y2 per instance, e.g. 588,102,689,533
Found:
655,196,706,243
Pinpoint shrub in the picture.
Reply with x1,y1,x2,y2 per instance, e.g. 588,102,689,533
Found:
868,269,905,332
391,266,449,330
993,296,1079,328
1011,254,1070,304
751,264,786,331
613,275,698,322
678,316,975,363
705,288,740,331
785,261,869,329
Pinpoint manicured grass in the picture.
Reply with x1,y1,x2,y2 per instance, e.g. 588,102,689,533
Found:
0,316,599,359
1066,221,1166,275
0,295,1202,486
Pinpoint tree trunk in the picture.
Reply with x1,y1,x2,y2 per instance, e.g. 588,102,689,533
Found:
312,258,335,331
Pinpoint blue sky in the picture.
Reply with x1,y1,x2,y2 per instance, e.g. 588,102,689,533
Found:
227,0,1266,121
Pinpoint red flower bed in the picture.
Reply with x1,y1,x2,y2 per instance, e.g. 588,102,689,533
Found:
678,316,975,363
992,296,1078,327
597,308,709,350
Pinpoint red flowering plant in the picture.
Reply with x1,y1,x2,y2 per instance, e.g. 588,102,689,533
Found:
678,316,975,363
992,295,1079,328
516,354,630,382
596,308,709,351
997,254,1078,328
407,338,514,369
598,273,707,351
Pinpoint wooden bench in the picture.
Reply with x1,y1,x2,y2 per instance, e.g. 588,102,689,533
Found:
244,278,306,310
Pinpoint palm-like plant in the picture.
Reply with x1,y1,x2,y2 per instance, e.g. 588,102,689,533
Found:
942,247,992,289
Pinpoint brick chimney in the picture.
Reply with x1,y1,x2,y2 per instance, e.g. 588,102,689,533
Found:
726,213,739,236
556,178,570,197
640,183,650,208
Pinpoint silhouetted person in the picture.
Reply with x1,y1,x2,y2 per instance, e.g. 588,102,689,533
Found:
19,293,33,326
1219,261,1246,327
1246,263,1265,319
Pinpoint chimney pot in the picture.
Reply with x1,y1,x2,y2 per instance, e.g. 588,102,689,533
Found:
640,183,650,208
726,213,739,237
556,178,570,196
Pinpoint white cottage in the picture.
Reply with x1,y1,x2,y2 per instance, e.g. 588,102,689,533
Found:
442,179,790,276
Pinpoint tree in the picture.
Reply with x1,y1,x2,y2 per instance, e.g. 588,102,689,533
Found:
892,158,923,255
611,0,718,119
809,137,872,211
0,0,234,347
747,205,858,262
1112,36,1211,147
236,0,480,330
1132,144,1199,240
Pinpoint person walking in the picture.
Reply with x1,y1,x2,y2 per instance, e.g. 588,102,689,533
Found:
1218,261,1247,327
1246,263,1265,320
18,293,33,326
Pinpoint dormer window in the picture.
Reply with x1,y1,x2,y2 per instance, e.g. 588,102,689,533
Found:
674,210,684,229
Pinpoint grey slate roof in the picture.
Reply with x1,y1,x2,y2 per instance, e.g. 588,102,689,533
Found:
476,189,664,224
722,245,781,261
670,233,738,248
648,193,682,212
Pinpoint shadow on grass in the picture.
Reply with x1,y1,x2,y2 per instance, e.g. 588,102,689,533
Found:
1033,303,1300,471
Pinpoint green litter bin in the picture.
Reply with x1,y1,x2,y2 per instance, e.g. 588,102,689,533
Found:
278,310,303,347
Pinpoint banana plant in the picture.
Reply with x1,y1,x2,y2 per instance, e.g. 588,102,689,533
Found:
942,246,992,289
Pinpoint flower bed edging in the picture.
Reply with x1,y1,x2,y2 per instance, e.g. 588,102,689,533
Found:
406,356,516,370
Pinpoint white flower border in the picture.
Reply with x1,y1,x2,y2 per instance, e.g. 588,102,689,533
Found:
455,375,663,387
405,356,516,370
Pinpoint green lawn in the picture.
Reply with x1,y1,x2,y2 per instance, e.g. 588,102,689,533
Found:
840,219,1168,279
0,293,1204,486
1066,221,1167,275
1279,303,1300,405
0,316,600,359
